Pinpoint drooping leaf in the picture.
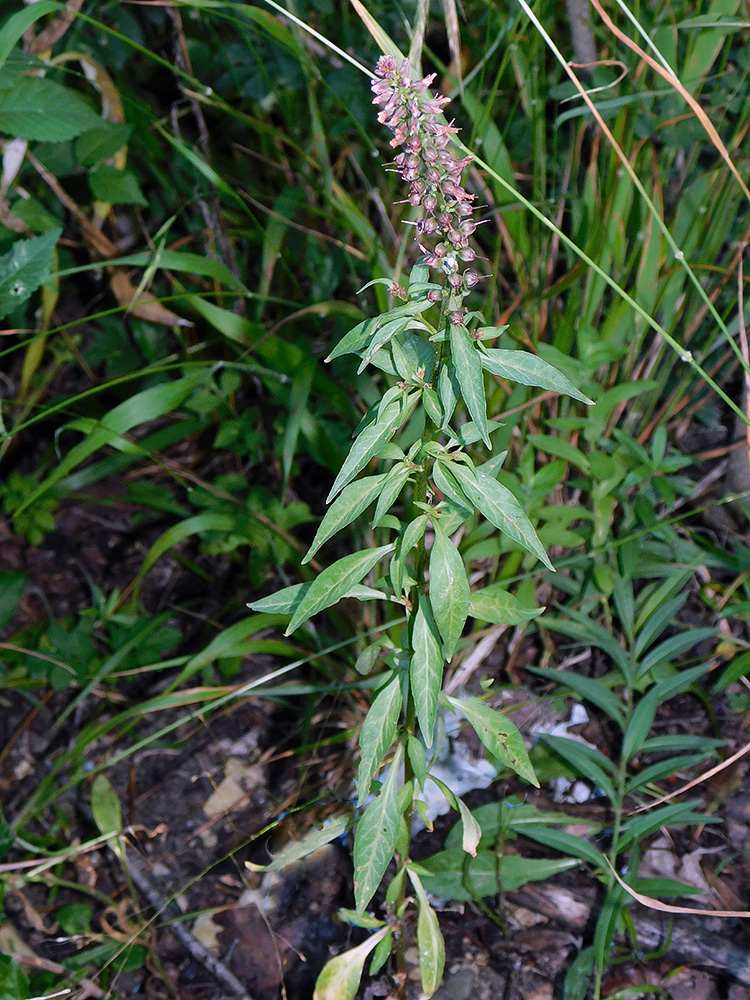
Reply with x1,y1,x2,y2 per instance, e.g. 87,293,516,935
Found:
409,869,445,997
353,745,404,912
313,927,389,1000
479,347,594,404
449,323,490,447
304,474,386,564
445,695,538,787
469,583,544,626
429,524,470,661
286,544,394,634
410,596,444,748
450,463,554,570
0,228,60,320
357,673,403,806
326,398,403,503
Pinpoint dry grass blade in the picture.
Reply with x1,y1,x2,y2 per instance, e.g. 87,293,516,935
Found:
606,859,750,918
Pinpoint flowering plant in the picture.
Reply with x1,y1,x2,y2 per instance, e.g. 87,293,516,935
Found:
251,53,591,1000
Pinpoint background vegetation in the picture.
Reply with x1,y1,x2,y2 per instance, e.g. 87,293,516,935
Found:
1,1,750,998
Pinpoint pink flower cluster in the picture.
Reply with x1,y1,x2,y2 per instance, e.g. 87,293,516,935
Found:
371,55,481,319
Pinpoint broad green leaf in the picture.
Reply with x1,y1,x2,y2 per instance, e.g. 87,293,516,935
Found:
527,667,625,728
410,596,444,748
479,348,594,404
450,464,554,570
0,228,60,320
313,927,389,1000
247,815,349,873
357,673,403,806
353,745,403,912
0,76,102,141
409,870,445,997
413,850,576,900
540,734,618,804
76,122,132,167
248,583,307,615
429,525,470,660
469,584,544,626
326,398,403,503
445,695,538,787
449,323,490,447
286,544,394,634
88,165,147,206
372,462,411,525
304,474,386,564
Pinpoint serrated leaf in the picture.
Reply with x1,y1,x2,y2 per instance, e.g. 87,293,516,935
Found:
0,228,60,320
479,348,594,404
313,927,389,1000
469,584,544,626
353,745,403,912
286,544,394,634
304,474,386,564
326,398,403,503
445,695,538,786
429,524,470,660
450,323,490,447
409,870,445,997
410,596,444,748
357,673,403,806
450,464,554,570
246,815,349,873
0,76,102,141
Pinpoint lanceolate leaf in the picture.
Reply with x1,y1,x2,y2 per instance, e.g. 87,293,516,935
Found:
469,584,544,626
479,347,594,404
433,460,472,510
313,927,389,1000
326,398,403,503
410,596,444,748
286,544,394,635
450,463,554,570
445,695,538,787
408,869,445,998
449,323,490,447
437,364,460,428
357,673,403,806
372,463,412,525
353,745,404,913
429,525,470,661
303,474,386,564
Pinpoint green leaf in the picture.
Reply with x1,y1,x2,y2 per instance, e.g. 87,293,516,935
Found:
0,228,60,321
0,954,29,1000
479,348,594,404
563,946,595,1000
413,850,576,900
449,323,490,448
521,826,609,869
247,815,349,873
91,774,122,837
526,667,626,728
76,122,132,167
409,870,445,997
433,460,472,510
88,165,147,206
248,583,308,615
313,928,389,1000
372,462,411,525
0,76,102,141
304,474,386,564
450,463,554,570
527,433,590,473
286,544,394,634
422,385,443,426
390,514,428,597
0,2,57,71
540,734,618,804
445,695,538,786
326,398,403,503
0,571,24,631
437,364,460,427
469,584,544,626
622,663,710,762
410,596,444,748
353,745,403,912
357,673,403,806
429,524,470,661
